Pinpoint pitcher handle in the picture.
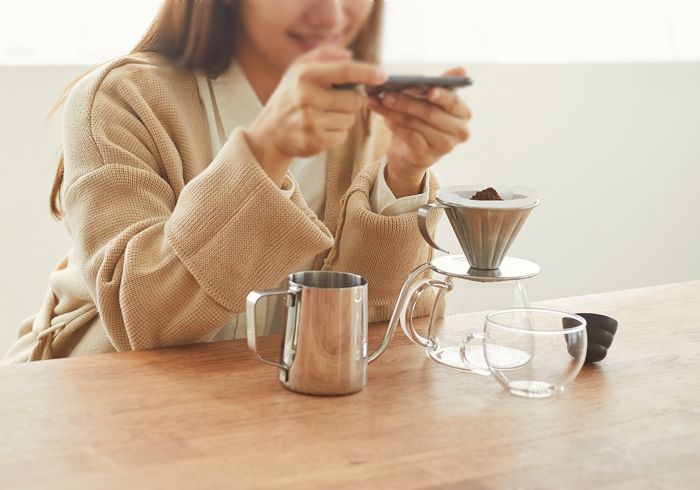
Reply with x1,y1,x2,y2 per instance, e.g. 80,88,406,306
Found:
246,289,295,371
417,202,450,253
401,277,453,348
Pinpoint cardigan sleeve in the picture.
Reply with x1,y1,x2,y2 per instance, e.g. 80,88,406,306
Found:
61,65,333,351
322,164,441,322
280,162,430,216
319,113,442,322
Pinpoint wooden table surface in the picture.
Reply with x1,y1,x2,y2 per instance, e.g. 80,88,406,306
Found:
1,281,699,489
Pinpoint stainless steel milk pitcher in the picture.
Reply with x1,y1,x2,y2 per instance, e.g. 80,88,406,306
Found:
246,271,393,395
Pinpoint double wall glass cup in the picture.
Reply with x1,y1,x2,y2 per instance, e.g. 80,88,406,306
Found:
462,308,588,398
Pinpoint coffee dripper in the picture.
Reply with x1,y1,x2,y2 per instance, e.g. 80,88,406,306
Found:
388,185,541,374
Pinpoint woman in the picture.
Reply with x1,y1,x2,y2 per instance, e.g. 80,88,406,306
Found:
3,0,471,363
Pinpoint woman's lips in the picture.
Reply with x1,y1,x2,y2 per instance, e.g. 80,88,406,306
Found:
288,32,343,51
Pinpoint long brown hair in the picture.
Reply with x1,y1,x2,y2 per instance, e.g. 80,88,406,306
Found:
50,0,384,219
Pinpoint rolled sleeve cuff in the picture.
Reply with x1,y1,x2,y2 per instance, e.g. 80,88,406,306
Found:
370,161,430,216
279,172,297,199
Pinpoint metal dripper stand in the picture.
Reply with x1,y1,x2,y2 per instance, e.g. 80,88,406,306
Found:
389,185,541,375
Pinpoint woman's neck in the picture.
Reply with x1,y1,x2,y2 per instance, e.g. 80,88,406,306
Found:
234,42,284,105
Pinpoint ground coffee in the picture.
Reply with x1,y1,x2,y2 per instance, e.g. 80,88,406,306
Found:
471,187,503,201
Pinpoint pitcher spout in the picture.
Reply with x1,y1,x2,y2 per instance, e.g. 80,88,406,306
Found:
367,262,436,362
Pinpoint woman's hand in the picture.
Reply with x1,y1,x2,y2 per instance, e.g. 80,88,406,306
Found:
244,47,387,186
367,67,472,198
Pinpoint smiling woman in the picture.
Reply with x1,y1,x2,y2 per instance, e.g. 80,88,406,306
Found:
49,0,384,218
3,0,474,363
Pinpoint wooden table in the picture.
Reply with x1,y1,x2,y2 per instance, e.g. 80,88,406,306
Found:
1,282,699,489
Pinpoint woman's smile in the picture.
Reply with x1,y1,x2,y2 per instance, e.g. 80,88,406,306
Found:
287,31,345,52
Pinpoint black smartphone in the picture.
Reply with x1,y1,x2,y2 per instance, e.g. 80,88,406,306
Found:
367,75,472,95
334,75,473,95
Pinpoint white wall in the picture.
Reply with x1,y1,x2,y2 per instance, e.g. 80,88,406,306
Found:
1,63,699,353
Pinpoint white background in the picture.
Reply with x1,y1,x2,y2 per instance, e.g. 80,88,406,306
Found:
2,0,700,64
1,1,699,353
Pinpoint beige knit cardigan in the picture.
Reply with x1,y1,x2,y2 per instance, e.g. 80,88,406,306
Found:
3,53,439,363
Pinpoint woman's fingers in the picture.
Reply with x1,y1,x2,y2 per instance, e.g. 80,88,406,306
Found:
305,86,365,113
320,129,351,150
372,101,459,153
380,92,464,133
369,97,468,149
441,66,467,77
297,108,355,139
315,110,357,131
426,87,472,119
304,60,387,87
383,118,430,156
424,67,470,118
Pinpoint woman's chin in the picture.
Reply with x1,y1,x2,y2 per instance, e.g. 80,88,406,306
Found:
288,34,345,53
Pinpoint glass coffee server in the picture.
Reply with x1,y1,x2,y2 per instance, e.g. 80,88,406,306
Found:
387,185,541,375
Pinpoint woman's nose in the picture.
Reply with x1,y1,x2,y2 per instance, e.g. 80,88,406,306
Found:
304,0,346,31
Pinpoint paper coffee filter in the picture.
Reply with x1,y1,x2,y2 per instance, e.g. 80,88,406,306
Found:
437,185,539,209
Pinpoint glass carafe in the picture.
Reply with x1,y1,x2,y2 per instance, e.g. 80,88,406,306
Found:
398,254,540,374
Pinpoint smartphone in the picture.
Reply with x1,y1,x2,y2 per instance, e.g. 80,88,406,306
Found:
367,75,472,95
334,75,473,95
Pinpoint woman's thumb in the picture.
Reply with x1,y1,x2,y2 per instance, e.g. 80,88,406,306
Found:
441,66,467,77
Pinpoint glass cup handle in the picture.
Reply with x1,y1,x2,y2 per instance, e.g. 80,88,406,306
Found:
246,289,295,371
401,278,453,348
417,202,450,253
459,332,486,366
